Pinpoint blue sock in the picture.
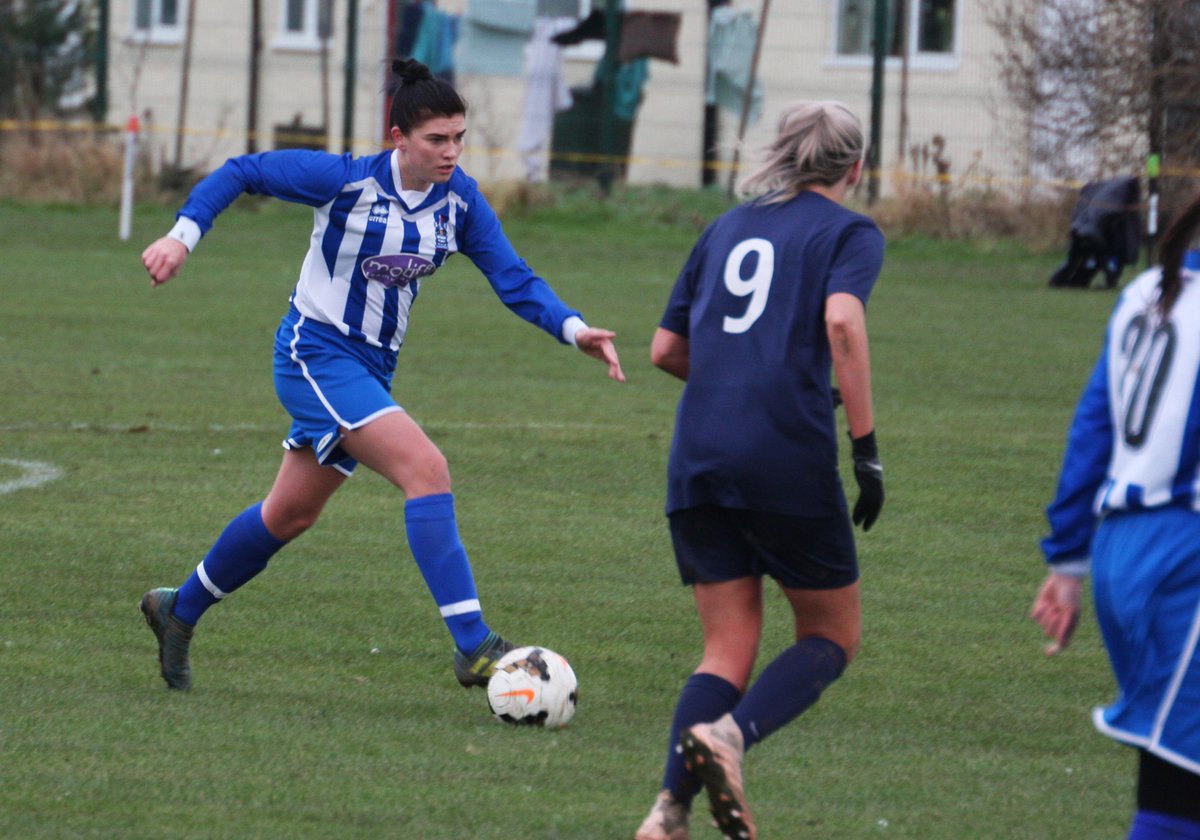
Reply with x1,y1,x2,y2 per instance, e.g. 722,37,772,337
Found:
663,673,743,806
732,637,847,749
173,503,287,625
1130,811,1200,839
404,493,488,654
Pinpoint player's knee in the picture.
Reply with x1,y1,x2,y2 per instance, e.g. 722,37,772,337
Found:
799,630,859,666
263,503,322,541
399,450,451,496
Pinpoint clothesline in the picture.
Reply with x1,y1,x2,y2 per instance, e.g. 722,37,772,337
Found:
393,0,763,181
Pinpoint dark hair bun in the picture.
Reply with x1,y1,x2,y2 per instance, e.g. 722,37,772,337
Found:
391,58,433,85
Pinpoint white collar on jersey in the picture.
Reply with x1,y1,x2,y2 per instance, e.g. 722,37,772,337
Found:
390,149,434,209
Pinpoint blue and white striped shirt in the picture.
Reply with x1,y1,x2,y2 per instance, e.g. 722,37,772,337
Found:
171,149,580,352
1043,258,1200,566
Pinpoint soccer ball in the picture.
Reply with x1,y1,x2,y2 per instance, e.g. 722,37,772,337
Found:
486,646,578,728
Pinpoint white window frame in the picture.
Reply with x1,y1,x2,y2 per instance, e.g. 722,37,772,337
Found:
828,0,961,72
128,0,186,45
271,0,334,52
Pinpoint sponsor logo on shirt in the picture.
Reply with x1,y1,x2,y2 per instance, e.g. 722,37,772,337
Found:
360,253,436,288
368,201,390,224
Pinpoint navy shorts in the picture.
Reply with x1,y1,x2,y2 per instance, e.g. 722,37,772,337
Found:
273,307,402,475
668,505,859,590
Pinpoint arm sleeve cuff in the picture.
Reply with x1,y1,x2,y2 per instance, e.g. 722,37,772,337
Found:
167,217,202,252
1049,558,1091,579
561,315,587,347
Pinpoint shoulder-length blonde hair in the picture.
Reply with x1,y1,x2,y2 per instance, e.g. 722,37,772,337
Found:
739,100,865,204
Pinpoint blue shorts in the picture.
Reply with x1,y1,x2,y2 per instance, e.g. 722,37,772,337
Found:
273,307,402,475
1092,507,1200,774
668,505,858,589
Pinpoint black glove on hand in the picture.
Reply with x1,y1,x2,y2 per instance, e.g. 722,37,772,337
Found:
850,430,884,531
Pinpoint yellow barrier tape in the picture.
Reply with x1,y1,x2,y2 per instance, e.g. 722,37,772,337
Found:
5,117,1200,192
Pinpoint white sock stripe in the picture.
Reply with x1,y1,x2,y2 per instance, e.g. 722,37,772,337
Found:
196,562,229,600
439,599,481,618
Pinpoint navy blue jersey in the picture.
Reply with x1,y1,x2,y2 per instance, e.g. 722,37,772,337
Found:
660,191,884,516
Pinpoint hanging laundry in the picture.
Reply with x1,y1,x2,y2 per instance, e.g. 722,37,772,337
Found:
617,11,680,64
455,0,538,77
436,16,460,82
708,6,763,125
411,3,442,71
551,9,608,45
518,17,577,181
536,0,580,17
395,1,427,57
610,57,649,121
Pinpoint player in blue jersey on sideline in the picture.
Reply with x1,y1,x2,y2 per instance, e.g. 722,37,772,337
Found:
137,58,625,693
634,101,885,840
1033,195,1200,840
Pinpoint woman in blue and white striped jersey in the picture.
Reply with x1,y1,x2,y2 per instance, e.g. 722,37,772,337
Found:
1035,195,1200,839
137,58,625,695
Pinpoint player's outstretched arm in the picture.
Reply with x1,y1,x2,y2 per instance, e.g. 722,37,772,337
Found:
142,236,190,287
575,327,626,383
1030,571,1083,656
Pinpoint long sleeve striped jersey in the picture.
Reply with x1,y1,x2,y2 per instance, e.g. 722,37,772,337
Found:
1042,262,1200,565
176,149,580,351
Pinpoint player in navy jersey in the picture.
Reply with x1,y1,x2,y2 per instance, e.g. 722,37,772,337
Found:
1033,195,1200,840
137,58,624,694
635,101,884,840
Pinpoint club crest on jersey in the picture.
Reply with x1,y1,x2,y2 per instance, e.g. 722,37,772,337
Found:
361,253,435,288
435,213,448,251
368,200,390,224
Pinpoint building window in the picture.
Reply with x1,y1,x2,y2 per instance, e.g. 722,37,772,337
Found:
835,0,956,61
274,0,333,50
916,0,954,52
131,0,185,43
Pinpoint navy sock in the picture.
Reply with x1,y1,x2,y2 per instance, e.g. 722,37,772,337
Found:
732,637,847,749
662,672,743,806
405,493,488,654
1129,811,1200,839
173,503,287,625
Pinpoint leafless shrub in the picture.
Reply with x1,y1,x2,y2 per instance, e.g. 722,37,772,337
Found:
986,0,1200,219
0,128,162,205
867,138,1076,252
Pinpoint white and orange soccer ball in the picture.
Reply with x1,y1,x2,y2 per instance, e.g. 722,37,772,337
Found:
486,646,578,728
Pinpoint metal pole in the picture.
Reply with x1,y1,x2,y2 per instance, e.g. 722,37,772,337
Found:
172,0,197,174
93,0,109,124
701,0,724,188
598,0,620,194
1147,153,1160,268
726,0,770,197
896,0,908,163
343,0,358,154
867,0,888,204
1146,3,1167,266
247,0,261,153
320,0,331,144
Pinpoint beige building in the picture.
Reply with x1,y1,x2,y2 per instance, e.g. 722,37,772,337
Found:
105,0,1024,192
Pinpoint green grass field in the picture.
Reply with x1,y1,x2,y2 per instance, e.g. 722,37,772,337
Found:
1,191,1131,839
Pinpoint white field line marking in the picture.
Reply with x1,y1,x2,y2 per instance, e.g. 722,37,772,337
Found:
0,459,65,495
